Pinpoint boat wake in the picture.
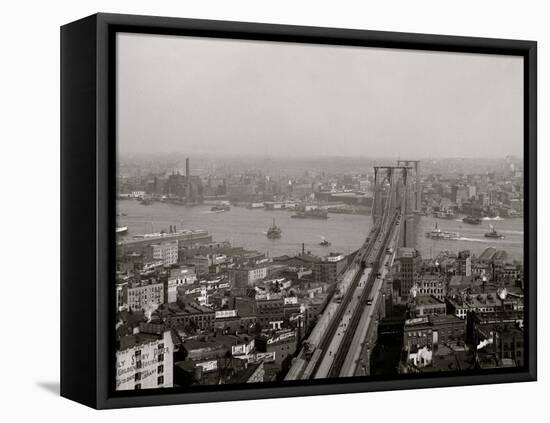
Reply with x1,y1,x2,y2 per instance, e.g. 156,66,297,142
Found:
457,237,488,243
500,230,524,235
482,216,504,221
457,236,514,244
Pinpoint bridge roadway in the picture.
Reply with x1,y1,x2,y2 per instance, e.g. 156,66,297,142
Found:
304,224,381,379
285,223,382,381
285,188,401,381
313,268,372,379
323,207,399,378
338,210,402,377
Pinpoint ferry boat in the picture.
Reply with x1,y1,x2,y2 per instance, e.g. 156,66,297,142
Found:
211,203,230,212
426,222,460,240
291,208,328,219
433,210,456,219
247,202,265,209
116,226,128,234
267,218,282,239
484,225,505,239
462,216,482,225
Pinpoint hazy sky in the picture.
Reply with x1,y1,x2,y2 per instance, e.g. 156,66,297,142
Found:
117,33,523,158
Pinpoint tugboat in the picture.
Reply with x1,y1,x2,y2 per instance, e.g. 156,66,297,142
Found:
426,222,460,240
211,202,230,212
484,225,505,239
267,218,282,239
319,236,331,247
463,215,482,225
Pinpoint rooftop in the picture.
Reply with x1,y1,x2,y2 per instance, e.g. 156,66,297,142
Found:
118,331,167,351
226,362,262,384
414,296,444,306
405,314,463,328
478,247,497,262
162,301,214,316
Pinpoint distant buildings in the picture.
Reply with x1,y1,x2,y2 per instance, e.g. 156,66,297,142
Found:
167,267,197,302
255,297,285,328
403,314,466,353
451,184,470,206
446,291,523,320
127,279,164,312
476,322,524,367
152,241,179,267
456,250,472,277
408,295,446,317
395,248,421,299
313,253,346,283
130,190,146,198
230,265,269,288
161,298,216,331
414,274,446,301
255,330,297,370
314,191,373,207
114,158,526,387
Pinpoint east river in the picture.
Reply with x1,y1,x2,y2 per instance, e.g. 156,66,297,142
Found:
117,200,524,262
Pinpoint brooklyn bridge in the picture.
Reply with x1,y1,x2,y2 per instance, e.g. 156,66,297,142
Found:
285,160,421,380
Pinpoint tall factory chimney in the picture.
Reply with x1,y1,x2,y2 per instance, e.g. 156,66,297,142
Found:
185,157,191,200
415,161,421,212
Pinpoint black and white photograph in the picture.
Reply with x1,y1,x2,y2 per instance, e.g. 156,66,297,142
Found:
3,0,547,419
114,32,528,391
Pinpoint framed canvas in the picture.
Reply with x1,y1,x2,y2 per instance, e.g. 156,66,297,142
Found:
60,13,537,409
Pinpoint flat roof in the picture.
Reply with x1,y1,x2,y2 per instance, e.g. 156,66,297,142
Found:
119,332,165,350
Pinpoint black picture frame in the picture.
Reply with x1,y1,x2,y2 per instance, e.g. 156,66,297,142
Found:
61,12,537,409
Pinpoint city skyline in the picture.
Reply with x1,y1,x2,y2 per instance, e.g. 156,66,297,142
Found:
119,152,523,160
117,33,523,158
115,156,525,390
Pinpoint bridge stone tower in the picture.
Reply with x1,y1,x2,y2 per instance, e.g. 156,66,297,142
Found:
397,160,421,248
372,166,412,216
396,160,421,212
372,164,417,248
372,166,398,226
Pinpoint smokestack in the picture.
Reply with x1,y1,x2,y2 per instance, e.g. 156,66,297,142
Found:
302,243,305,255
185,157,191,199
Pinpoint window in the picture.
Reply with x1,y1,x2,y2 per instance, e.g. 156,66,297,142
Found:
158,365,164,374
158,354,164,362
135,372,141,381
158,375,164,385
135,383,141,390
